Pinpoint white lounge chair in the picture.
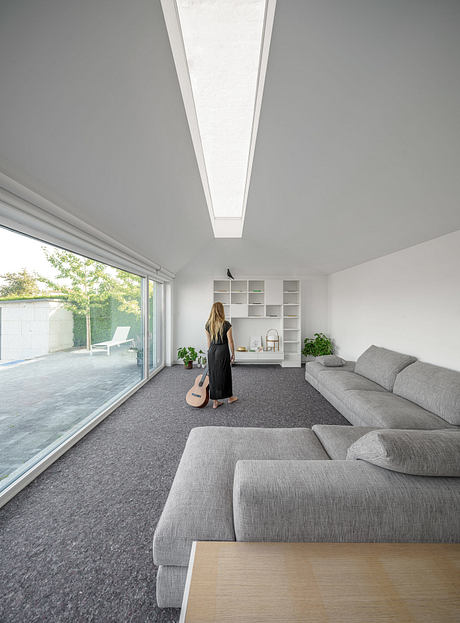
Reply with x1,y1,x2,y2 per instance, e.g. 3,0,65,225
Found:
90,326,134,356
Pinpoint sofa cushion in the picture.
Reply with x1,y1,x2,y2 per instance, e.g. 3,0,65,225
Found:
312,425,381,459
393,361,460,426
344,390,455,429
233,460,460,543
315,355,345,367
153,427,328,567
354,345,416,391
318,370,386,396
347,429,460,476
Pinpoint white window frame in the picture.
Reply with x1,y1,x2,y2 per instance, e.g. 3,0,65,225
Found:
0,172,174,508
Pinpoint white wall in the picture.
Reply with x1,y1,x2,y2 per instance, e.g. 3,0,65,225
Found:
328,230,460,371
173,272,328,360
0,300,73,360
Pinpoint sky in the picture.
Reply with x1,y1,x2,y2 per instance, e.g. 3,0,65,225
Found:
0,226,57,282
0,226,129,291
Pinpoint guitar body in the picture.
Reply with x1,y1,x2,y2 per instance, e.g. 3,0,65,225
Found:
186,367,210,408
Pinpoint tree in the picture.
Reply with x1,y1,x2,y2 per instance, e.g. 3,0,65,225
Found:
41,248,112,350
111,269,142,317
0,268,42,298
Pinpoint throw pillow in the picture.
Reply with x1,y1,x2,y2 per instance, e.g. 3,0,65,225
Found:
346,429,460,476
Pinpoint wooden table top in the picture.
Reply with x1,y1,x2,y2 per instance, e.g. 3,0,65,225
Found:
180,541,460,623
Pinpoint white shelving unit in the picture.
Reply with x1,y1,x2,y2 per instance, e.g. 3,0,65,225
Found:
213,278,301,367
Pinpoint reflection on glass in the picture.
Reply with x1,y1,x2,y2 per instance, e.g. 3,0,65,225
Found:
148,279,163,373
0,226,145,495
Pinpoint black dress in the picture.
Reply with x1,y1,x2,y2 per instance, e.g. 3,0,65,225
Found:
206,320,233,400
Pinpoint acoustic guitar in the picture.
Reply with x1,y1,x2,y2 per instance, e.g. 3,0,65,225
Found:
186,365,210,408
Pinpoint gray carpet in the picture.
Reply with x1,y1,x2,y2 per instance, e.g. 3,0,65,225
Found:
0,365,347,623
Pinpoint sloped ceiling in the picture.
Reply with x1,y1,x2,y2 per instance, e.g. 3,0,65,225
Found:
1,0,459,276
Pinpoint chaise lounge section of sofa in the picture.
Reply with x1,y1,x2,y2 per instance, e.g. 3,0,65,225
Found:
153,424,460,607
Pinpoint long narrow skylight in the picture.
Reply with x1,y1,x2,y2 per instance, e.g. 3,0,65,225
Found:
161,0,276,237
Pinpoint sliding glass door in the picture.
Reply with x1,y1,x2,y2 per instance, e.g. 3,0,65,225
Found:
0,225,165,499
148,279,163,373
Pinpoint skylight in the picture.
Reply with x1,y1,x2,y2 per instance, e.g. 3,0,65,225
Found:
161,0,276,237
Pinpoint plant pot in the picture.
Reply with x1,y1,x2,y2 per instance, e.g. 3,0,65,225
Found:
185,361,193,369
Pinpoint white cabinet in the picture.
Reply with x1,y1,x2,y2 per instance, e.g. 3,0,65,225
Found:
265,279,283,306
231,304,248,318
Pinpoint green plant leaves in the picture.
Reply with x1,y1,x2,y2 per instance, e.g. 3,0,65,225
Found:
302,332,334,357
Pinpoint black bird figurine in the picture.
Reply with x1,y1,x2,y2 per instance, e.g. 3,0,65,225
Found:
226,268,235,280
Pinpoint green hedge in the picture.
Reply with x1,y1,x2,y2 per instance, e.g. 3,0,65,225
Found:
73,296,141,347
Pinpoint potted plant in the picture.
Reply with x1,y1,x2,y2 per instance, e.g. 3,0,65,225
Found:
197,349,208,368
131,335,144,367
302,333,334,359
177,346,198,369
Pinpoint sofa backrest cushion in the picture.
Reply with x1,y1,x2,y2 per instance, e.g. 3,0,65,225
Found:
393,361,460,426
354,345,417,391
347,429,460,476
315,355,345,367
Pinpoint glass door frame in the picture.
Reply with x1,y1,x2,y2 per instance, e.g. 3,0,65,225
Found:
144,277,165,381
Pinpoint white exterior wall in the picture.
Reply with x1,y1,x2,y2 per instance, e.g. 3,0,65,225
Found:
328,230,460,371
0,300,73,360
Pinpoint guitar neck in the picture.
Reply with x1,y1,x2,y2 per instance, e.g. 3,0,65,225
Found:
198,365,209,386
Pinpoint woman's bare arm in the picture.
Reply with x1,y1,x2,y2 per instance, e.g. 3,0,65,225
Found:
228,327,235,362
205,330,211,349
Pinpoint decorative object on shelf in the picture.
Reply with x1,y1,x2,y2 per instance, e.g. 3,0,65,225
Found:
266,328,280,352
177,346,198,369
302,333,334,358
237,346,247,352
226,268,234,280
249,336,262,351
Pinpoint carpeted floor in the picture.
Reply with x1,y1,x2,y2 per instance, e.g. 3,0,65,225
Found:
0,365,347,623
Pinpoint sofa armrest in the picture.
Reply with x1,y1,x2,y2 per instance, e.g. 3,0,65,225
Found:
233,460,460,543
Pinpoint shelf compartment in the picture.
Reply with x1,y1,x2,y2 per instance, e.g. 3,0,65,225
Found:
283,280,300,292
283,292,300,305
266,304,282,319
231,291,248,304
214,279,230,293
214,292,230,304
248,291,264,304
248,280,264,293
284,317,300,330
231,280,247,293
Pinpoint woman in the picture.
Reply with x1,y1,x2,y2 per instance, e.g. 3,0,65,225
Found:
205,302,238,409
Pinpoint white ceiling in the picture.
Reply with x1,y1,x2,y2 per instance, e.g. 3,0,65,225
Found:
1,0,459,276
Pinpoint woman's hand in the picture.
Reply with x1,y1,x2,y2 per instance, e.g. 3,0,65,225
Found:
231,353,235,364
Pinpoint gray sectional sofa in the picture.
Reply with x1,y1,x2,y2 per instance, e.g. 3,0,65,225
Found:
153,346,460,608
305,345,460,430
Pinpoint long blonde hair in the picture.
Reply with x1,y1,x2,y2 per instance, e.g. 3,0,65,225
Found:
207,302,226,342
